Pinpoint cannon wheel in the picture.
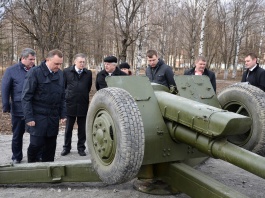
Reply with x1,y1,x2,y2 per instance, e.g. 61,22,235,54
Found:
218,83,265,156
86,87,145,184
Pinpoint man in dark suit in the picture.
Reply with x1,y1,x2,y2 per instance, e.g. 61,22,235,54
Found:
61,53,92,156
241,52,265,92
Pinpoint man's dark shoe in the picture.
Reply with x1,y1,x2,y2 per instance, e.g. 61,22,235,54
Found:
78,150,86,156
61,150,70,156
12,159,21,164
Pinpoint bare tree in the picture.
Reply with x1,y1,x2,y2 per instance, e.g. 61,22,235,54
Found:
90,0,108,66
135,1,148,75
203,2,221,72
0,0,265,75
198,0,208,56
0,1,6,73
0,0,11,72
63,0,93,66
5,0,89,60
112,0,145,62
231,0,260,78
215,1,236,79
178,0,201,67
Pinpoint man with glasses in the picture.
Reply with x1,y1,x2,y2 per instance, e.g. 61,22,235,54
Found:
61,53,92,157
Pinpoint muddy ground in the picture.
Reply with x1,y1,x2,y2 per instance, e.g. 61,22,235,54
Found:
1,70,265,198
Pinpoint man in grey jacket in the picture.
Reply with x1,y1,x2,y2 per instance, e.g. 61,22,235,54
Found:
1,48,36,163
145,49,176,89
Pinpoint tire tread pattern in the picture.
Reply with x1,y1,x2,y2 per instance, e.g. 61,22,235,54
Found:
218,83,265,155
87,87,145,184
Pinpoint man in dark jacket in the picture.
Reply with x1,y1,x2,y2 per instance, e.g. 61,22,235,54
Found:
22,49,66,162
145,49,176,89
241,53,265,92
61,53,92,156
1,48,36,164
96,55,127,90
119,62,132,75
184,56,216,92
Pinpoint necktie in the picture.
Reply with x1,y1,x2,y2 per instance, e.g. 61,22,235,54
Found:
78,70,82,75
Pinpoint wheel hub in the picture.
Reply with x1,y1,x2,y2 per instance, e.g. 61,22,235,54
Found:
92,112,115,164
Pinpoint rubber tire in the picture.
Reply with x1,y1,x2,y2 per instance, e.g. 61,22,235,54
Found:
86,87,145,184
218,83,265,156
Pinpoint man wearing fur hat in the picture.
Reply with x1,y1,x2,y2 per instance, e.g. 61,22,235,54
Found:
96,56,127,90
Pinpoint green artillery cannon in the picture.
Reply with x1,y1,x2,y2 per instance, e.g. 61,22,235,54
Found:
1,75,265,198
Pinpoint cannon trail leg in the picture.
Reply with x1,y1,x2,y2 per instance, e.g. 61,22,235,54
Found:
158,163,248,198
0,160,101,184
134,162,248,197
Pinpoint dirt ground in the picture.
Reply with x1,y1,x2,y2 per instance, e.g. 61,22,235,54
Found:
1,70,265,198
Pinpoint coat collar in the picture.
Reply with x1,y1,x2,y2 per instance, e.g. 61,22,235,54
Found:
69,65,87,73
39,61,59,80
190,67,209,75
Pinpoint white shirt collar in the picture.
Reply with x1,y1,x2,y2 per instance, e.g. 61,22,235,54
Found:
75,66,82,72
45,64,53,73
249,64,257,71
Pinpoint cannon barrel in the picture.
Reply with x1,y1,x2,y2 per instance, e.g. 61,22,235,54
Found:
167,123,265,179
155,90,265,179
155,90,252,137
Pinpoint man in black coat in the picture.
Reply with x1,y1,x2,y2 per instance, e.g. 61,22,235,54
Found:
184,56,216,92
145,49,176,89
22,49,66,162
61,53,92,156
95,56,127,90
241,52,265,92
119,62,132,75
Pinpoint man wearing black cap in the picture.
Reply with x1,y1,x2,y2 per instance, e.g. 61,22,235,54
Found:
96,55,127,90
119,62,132,75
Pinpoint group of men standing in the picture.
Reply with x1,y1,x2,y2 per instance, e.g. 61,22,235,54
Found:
1,48,130,164
2,48,265,164
2,49,92,163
